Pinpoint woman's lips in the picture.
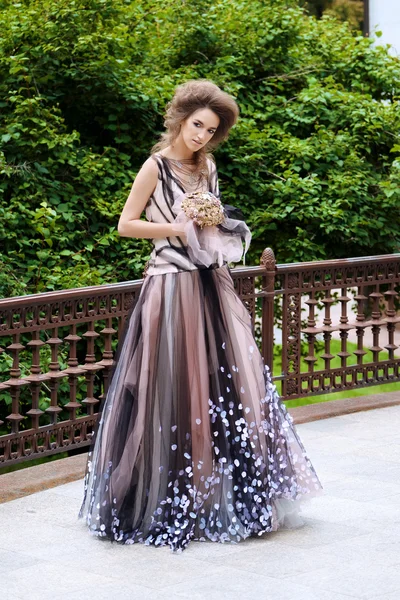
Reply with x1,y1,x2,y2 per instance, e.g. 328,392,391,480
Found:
192,139,202,145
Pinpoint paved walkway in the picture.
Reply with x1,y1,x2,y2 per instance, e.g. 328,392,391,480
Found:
1,406,400,600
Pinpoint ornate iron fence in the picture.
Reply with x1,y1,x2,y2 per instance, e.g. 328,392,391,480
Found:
1,249,400,467
275,253,400,398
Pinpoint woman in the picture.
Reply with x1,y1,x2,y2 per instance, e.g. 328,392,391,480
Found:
78,79,323,551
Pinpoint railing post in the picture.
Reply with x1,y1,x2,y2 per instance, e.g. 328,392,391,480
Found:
260,247,276,374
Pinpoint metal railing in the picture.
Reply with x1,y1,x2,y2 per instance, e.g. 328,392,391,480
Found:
1,249,400,467
273,252,400,397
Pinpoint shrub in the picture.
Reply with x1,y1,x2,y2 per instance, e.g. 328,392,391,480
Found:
0,0,399,296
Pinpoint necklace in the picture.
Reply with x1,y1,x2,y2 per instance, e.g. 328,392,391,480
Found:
163,156,206,190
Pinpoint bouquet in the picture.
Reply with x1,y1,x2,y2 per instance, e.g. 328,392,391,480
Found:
180,191,225,228
173,190,252,268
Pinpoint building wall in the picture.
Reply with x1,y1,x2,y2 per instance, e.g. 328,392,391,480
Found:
368,0,400,54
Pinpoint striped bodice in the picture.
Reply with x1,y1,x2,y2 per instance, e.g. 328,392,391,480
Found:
145,154,220,276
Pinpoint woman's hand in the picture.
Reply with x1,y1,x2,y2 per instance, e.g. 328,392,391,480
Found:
170,222,188,245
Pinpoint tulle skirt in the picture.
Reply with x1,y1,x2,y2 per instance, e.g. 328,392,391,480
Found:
78,264,323,551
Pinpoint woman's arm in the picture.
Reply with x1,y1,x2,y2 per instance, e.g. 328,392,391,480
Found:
118,157,184,239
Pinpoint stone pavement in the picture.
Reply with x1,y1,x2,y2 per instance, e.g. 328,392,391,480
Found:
1,405,400,600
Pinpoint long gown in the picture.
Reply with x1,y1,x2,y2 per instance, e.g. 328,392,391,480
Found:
78,153,323,551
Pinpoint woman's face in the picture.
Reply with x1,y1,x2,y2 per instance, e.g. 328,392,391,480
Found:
179,108,220,152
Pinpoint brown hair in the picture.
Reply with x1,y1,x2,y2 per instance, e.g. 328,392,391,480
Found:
152,79,239,172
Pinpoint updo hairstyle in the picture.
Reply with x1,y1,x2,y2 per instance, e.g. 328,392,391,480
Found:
152,79,239,171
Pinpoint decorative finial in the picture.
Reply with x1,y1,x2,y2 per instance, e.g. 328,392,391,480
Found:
260,247,276,270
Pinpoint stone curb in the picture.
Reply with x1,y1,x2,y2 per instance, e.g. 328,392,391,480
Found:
1,392,399,504
290,391,400,424
0,453,87,504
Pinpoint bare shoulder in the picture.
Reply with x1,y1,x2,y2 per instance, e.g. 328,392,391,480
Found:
129,156,159,192
139,155,159,177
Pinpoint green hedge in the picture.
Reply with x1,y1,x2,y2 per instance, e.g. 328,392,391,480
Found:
1,0,399,297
